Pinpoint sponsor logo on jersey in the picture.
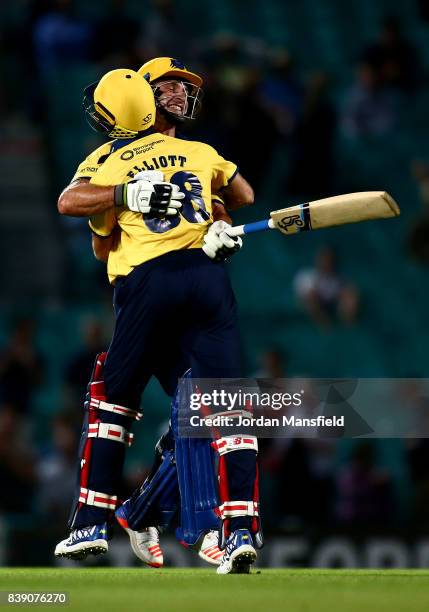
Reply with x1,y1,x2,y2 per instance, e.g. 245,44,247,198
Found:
131,140,165,155
120,140,167,162
120,150,134,161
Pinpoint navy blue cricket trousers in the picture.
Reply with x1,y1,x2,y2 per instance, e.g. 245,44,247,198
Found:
70,249,255,530
104,248,242,403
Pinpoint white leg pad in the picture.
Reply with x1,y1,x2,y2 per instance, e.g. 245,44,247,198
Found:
89,398,142,421
219,500,259,518
212,436,258,456
88,422,134,447
79,487,118,510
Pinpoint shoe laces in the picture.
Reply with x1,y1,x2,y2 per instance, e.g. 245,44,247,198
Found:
136,526,159,545
201,530,219,549
70,525,96,542
225,530,247,555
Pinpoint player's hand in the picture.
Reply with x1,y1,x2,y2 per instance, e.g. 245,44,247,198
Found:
202,220,243,262
132,170,185,216
133,170,165,183
114,172,184,217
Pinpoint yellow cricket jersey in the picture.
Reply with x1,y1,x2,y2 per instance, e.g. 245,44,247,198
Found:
73,132,237,284
72,140,114,182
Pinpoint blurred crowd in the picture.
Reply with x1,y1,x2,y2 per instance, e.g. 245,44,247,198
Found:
2,1,427,194
1,0,429,564
3,0,429,289
3,0,429,278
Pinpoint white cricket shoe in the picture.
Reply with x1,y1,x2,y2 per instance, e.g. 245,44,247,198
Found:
217,529,257,575
116,507,163,567
198,530,223,566
126,526,163,568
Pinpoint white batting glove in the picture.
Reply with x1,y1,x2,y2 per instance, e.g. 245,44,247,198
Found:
114,171,184,217
133,170,164,183
202,220,243,261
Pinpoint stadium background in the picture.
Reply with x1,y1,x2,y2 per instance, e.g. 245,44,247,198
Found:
0,0,429,568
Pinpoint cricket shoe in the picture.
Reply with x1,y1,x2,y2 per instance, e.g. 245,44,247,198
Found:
216,529,257,575
54,523,109,560
198,530,223,566
115,504,163,567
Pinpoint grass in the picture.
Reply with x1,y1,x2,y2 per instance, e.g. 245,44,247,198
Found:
0,568,429,612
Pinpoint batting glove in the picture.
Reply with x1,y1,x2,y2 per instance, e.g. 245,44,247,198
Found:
114,170,184,217
202,220,243,261
133,170,164,183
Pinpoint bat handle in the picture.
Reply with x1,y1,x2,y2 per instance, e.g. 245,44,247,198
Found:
226,218,274,237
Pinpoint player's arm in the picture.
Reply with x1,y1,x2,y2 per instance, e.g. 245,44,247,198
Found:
88,193,118,262
92,228,119,262
210,146,254,211
212,195,232,224
221,172,254,211
58,174,184,218
58,178,115,216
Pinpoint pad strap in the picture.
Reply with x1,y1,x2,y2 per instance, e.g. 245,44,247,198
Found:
88,422,134,447
219,500,259,518
212,436,258,456
89,397,142,421
78,487,118,510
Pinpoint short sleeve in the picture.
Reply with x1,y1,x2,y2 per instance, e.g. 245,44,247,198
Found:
211,192,225,207
211,148,238,191
88,209,117,238
71,142,112,182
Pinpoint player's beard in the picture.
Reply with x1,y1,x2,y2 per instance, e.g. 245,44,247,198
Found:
154,110,178,134
157,104,186,126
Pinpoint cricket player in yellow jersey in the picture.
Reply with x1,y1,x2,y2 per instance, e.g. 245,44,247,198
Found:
56,61,238,569
55,62,262,574
89,129,240,281
70,58,241,266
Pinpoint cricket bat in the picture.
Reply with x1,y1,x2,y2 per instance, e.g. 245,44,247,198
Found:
227,191,400,237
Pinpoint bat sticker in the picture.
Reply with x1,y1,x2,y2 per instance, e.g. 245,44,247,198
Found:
277,204,311,233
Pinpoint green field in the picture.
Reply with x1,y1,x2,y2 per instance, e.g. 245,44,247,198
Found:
0,568,429,612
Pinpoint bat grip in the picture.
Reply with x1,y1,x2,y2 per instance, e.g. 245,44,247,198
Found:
226,218,273,237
